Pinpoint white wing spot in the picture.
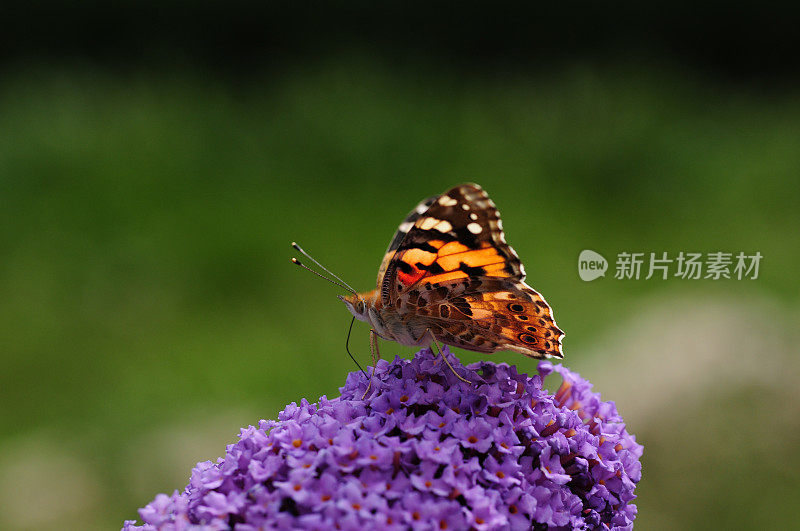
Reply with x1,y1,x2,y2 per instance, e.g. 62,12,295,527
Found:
434,220,453,232
399,221,414,233
497,219,504,230
469,213,478,221
467,222,482,234
419,217,438,230
415,203,429,214
438,196,458,207
461,204,470,210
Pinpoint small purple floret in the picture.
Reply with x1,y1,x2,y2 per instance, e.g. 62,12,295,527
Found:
124,347,643,530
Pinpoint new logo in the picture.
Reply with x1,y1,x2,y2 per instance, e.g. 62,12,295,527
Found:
578,250,608,281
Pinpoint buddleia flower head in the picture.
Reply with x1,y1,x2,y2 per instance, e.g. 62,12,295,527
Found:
124,347,642,530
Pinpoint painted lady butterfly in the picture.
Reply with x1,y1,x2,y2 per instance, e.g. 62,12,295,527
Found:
294,183,564,375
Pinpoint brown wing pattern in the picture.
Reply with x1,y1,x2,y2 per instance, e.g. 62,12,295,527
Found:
401,278,564,359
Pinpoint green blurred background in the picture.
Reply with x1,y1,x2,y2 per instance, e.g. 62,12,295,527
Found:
1,3,798,529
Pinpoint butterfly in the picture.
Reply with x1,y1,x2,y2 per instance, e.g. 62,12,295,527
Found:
293,183,564,378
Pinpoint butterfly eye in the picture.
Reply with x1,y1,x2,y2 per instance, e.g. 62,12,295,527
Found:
356,300,365,314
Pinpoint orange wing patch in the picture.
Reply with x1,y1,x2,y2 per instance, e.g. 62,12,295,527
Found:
397,242,512,291
435,244,505,271
391,240,451,288
417,270,469,285
402,247,438,267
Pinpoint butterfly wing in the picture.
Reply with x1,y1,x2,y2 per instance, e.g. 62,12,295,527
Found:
415,279,564,358
380,183,523,303
380,183,563,358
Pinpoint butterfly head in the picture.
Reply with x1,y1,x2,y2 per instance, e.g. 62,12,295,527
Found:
339,293,369,322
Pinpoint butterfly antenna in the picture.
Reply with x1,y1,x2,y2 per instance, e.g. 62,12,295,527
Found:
292,242,357,294
291,258,357,295
291,242,367,379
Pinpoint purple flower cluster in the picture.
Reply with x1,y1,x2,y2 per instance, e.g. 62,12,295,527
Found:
124,347,642,530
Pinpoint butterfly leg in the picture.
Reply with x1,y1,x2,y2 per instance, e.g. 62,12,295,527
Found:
426,329,471,384
361,329,380,400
